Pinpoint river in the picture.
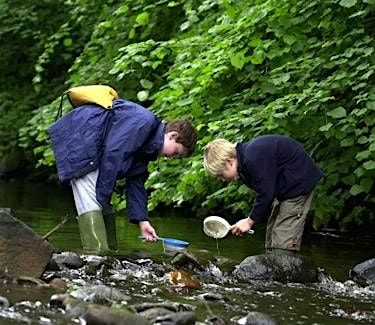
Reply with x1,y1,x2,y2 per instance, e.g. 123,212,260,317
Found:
0,180,374,324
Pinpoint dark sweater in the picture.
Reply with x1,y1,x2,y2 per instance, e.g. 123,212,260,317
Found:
236,135,324,222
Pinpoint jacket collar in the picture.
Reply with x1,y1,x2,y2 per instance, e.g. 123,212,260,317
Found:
140,122,165,161
236,142,250,186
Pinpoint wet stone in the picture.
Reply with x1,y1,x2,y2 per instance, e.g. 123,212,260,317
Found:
45,258,61,271
0,295,10,308
121,259,144,272
168,269,201,290
52,252,85,269
85,255,106,267
50,293,71,308
153,311,196,325
15,276,47,286
350,258,375,286
205,315,226,325
138,307,174,322
171,250,213,271
238,311,276,325
49,278,68,292
0,209,53,278
197,292,225,301
98,264,112,277
233,254,318,284
82,305,151,325
84,256,113,276
133,302,193,313
70,285,131,304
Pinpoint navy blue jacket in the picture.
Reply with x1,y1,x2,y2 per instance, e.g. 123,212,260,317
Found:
49,99,164,223
236,135,324,222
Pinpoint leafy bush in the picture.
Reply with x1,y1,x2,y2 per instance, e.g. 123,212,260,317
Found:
15,0,375,229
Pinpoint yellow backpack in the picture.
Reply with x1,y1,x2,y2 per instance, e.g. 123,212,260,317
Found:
56,85,119,120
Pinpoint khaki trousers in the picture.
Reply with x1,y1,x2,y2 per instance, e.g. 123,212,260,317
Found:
265,192,313,252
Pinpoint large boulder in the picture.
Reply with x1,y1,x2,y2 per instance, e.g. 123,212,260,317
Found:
0,208,53,278
349,258,375,286
233,254,318,283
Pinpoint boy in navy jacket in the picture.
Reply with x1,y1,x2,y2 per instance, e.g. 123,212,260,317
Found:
49,99,197,253
203,135,323,254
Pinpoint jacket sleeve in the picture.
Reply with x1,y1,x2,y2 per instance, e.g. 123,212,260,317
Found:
95,112,154,206
248,157,277,222
124,164,149,223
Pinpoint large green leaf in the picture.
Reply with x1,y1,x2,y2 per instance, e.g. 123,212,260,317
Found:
327,107,347,119
339,0,357,8
363,160,375,170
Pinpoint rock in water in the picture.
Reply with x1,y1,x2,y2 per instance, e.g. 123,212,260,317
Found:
233,254,318,283
0,208,53,278
239,311,276,325
168,269,201,290
350,258,375,286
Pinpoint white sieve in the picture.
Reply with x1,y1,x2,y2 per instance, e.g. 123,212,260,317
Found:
203,216,254,239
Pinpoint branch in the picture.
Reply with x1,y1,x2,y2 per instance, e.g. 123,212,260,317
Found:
43,215,70,239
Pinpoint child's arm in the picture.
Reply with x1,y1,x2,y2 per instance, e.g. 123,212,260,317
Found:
124,164,159,241
139,221,158,241
230,216,256,235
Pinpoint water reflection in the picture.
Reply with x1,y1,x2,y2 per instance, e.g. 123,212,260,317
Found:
1,181,375,324
0,180,373,280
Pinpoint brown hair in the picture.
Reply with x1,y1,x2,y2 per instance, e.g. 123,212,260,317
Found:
164,119,197,157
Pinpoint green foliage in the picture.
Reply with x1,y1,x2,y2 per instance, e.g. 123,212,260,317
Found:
0,0,121,155
10,0,375,229
0,0,66,154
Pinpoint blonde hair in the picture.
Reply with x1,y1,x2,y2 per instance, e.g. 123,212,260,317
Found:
203,139,237,176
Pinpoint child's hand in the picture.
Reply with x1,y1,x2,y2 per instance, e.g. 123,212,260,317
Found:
230,217,255,236
139,221,158,241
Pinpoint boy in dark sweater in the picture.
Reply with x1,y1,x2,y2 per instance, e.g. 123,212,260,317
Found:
203,135,324,254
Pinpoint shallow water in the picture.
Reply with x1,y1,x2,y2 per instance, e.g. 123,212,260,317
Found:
0,180,374,324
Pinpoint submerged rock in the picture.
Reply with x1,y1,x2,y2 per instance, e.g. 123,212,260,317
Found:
0,295,10,308
233,254,318,283
70,285,131,304
171,249,237,274
237,311,276,325
153,311,196,325
52,252,85,269
49,278,68,292
0,209,53,278
82,305,151,325
134,303,195,324
171,250,206,271
167,269,201,290
132,302,193,313
50,294,151,324
198,292,226,302
138,307,174,321
350,258,375,286
205,315,226,325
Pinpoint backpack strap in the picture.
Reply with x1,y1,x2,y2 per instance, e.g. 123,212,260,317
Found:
55,92,67,121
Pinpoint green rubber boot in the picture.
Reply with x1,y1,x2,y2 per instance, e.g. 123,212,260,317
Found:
77,210,109,254
103,210,118,251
